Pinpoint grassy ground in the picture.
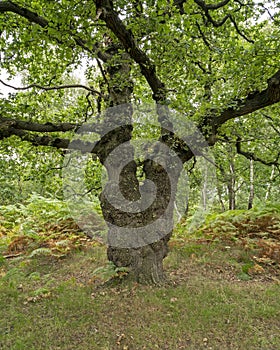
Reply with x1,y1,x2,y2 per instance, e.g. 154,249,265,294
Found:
0,204,280,349
0,241,279,350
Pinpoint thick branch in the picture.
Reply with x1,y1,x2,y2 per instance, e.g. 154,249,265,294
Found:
196,69,280,153
0,126,70,148
0,0,48,26
94,1,166,102
0,0,109,62
0,116,104,134
211,69,280,129
0,117,78,133
0,125,98,153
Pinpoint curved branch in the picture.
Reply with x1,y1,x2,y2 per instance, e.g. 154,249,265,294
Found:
94,0,166,103
0,0,48,26
0,116,105,135
0,79,101,95
212,69,280,128
197,69,280,151
193,0,254,43
0,0,109,62
228,15,254,43
236,136,280,166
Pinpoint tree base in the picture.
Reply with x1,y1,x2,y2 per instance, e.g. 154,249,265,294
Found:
107,234,171,285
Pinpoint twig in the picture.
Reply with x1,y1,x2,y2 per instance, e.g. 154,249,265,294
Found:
0,79,101,95
3,253,23,259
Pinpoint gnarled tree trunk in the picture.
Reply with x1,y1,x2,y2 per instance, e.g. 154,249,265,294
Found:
103,154,180,284
94,44,179,284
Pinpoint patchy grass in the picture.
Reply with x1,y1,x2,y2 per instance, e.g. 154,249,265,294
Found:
1,202,280,349
0,243,279,350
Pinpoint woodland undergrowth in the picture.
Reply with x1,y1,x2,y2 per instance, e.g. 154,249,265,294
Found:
0,195,279,282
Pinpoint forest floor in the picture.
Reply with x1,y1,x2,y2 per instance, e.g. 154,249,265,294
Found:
0,207,280,350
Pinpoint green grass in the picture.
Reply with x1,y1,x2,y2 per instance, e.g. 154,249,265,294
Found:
1,201,280,349
0,245,279,350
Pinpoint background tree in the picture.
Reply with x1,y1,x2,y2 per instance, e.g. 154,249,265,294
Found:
1,0,280,283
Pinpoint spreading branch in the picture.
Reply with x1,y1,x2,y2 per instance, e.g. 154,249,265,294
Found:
176,0,254,43
0,79,101,95
0,0,48,27
1,0,280,168
0,0,109,62
0,116,104,134
0,117,78,133
0,125,99,154
94,0,166,103
236,136,280,167
0,125,70,148
210,69,280,129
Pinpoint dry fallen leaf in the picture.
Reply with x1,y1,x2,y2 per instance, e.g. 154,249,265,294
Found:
248,264,265,275
116,333,125,345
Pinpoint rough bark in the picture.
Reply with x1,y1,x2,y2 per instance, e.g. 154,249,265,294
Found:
93,43,176,284
92,1,180,284
103,156,180,284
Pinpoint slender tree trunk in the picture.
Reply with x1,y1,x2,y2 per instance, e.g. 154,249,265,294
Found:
217,183,226,212
265,165,275,201
202,165,208,211
227,161,236,210
248,158,254,210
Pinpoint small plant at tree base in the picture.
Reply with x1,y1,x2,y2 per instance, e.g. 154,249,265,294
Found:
92,262,129,282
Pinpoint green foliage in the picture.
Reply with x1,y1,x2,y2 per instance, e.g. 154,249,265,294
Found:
0,194,88,257
175,203,280,241
0,253,5,267
92,261,129,282
0,193,71,232
195,204,280,238
0,0,280,215
0,137,64,204
0,0,280,286
28,248,53,258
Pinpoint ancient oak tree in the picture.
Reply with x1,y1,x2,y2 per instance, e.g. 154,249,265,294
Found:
1,0,280,283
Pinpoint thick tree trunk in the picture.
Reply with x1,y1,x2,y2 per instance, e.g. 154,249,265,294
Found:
107,234,171,284
100,163,177,283
100,152,180,284
95,44,178,284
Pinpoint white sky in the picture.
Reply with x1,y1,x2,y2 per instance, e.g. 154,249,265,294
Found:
0,64,87,98
0,70,23,97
